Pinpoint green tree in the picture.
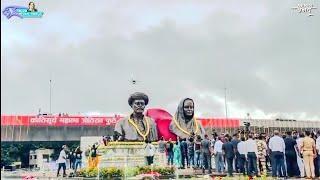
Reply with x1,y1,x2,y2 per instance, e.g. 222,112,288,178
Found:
1,144,20,167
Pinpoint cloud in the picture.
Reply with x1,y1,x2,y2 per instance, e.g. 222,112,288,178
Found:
1,0,319,120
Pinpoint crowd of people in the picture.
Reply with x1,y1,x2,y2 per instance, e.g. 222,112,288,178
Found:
56,145,83,177
156,130,320,178
55,129,320,178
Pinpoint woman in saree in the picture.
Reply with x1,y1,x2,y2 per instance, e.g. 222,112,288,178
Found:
173,138,182,168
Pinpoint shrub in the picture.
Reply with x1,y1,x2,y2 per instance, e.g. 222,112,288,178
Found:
78,168,88,177
87,168,98,177
100,168,109,178
137,166,152,174
106,167,124,178
133,166,175,176
78,166,174,178
126,167,140,177
154,166,175,175
78,167,124,178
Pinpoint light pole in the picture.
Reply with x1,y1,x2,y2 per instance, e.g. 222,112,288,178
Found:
224,88,228,132
49,79,52,115
224,88,228,119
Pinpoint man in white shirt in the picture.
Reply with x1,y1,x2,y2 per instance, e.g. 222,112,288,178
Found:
237,137,248,175
145,139,156,165
213,136,224,173
246,134,258,177
57,145,67,177
268,130,286,178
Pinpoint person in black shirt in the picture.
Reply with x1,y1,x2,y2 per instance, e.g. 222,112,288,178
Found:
103,136,109,146
74,146,82,173
187,137,195,168
90,144,99,168
194,135,202,168
69,151,75,170
180,138,188,169
166,138,174,166
284,131,300,177
91,144,97,157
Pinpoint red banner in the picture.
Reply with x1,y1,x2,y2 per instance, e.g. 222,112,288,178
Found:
1,108,240,128
197,118,240,128
1,115,123,126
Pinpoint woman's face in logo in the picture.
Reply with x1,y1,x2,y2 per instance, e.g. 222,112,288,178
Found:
29,2,35,10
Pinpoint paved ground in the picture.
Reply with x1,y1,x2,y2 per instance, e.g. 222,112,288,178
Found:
1,169,75,179
1,169,309,179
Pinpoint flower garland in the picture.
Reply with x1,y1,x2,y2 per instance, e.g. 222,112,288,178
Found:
173,116,199,136
107,142,158,145
128,113,150,141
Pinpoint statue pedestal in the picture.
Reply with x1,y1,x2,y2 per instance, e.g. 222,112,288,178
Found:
80,136,160,168
98,142,159,167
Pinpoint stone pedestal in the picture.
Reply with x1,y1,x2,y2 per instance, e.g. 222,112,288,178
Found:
99,142,159,167
80,136,160,168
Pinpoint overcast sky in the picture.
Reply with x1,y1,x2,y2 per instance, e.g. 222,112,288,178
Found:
1,0,319,120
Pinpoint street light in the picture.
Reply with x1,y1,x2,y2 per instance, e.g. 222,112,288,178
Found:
49,79,52,115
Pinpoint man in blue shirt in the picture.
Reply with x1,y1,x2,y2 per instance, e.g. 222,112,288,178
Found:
223,137,235,176
231,133,240,173
201,134,212,174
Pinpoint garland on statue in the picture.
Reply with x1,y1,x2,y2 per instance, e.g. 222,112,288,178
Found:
107,142,158,145
128,113,150,141
172,116,199,136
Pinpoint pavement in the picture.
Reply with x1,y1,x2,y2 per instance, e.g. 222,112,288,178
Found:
1,168,311,180
1,169,75,179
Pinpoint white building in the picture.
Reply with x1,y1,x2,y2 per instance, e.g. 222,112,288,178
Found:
29,148,54,169
238,119,320,134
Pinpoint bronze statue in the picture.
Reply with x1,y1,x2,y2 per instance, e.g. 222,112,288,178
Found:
169,98,205,139
114,92,158,141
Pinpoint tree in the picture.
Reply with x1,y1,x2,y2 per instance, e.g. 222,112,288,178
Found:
1,144,20,167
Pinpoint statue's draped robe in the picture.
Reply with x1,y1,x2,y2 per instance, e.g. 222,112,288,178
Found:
169,99,205,139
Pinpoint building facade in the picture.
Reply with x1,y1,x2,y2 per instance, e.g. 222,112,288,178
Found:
29,148,54,169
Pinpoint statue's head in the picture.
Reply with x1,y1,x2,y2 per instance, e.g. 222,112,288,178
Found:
183,98,194,119
128,92,149,114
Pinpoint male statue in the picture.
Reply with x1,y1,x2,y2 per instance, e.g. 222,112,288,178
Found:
114,92,158,141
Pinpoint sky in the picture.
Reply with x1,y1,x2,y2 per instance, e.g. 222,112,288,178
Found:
1,0,319,120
